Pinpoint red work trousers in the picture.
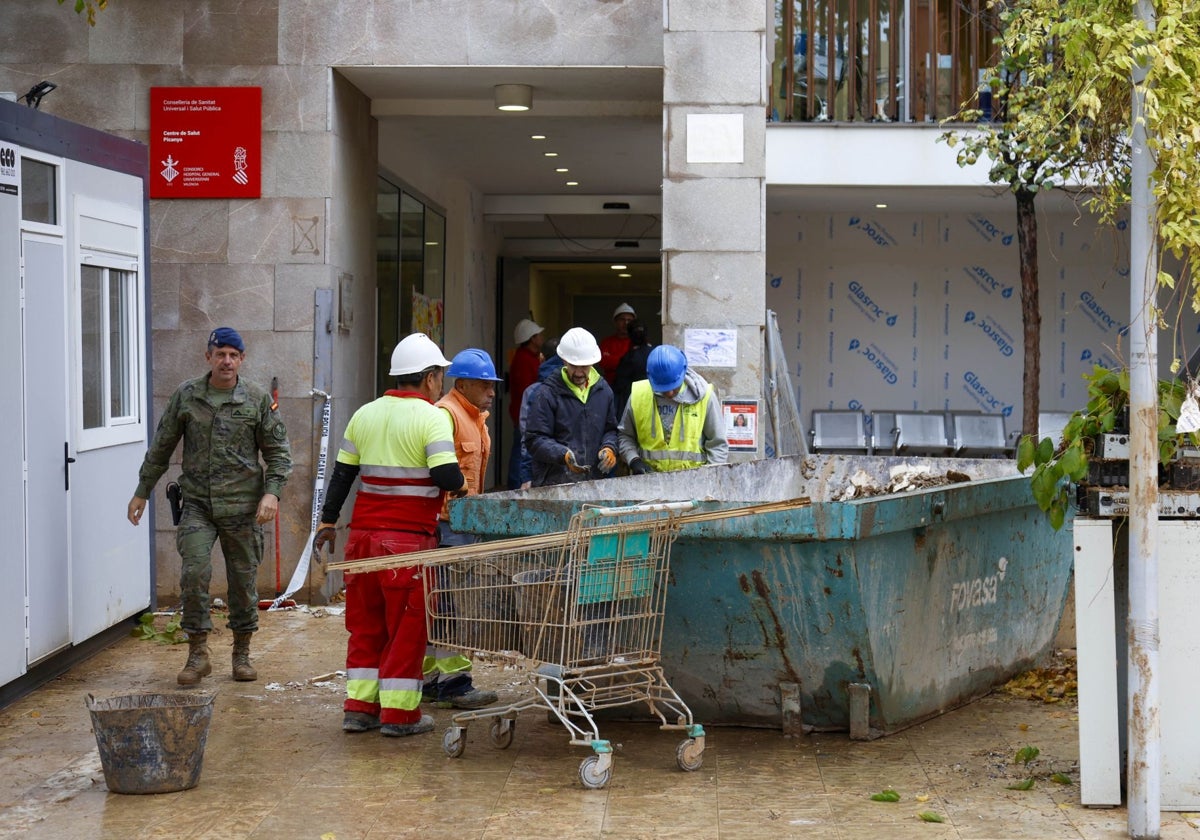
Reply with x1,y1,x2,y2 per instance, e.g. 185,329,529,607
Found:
343,529,436,725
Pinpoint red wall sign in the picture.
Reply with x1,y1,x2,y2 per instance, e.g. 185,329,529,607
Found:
150,87,261,198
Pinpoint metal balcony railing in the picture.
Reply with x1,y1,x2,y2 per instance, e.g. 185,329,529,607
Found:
769,0,1002,123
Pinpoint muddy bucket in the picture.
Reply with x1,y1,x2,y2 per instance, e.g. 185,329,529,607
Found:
86,692,215,794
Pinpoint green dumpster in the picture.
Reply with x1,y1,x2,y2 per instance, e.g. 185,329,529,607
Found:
453,454,1071,736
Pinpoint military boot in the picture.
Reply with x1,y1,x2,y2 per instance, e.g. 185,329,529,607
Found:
177,632,212,686
232,631,257,682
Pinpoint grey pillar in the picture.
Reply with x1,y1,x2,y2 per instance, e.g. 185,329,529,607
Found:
662,1,769,460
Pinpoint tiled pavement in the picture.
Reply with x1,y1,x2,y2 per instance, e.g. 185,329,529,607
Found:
0,609,1196,839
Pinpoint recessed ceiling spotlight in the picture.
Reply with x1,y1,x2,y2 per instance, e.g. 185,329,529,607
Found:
494,84,532,112
544,152,558,157
531,134,546,140
618,273,632,278
875,203,888,209
611,264,627,270
555,168,569,173
565,181,578,186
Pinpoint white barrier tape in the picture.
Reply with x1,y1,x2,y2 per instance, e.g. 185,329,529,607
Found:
269,389,331,609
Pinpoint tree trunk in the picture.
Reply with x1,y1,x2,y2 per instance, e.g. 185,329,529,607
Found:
1015,187,1040,440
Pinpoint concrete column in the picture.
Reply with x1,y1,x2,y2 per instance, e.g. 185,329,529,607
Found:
663,0,768,459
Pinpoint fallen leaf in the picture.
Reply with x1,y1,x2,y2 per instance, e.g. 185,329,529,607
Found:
1007,778,1036,790
915,794,930,803
870,789,901,802
917,811,945,823
1050,773,1072,785
1018,723,1029,731
1014,745,1040,765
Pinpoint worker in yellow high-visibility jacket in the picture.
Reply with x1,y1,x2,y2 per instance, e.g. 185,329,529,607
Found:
617,345,728,473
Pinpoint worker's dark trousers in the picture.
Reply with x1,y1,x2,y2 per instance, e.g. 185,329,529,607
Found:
177,500,262,633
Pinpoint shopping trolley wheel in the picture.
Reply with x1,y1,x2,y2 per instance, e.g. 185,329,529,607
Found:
676,738,704,772
489,718,515,749
578,755,612,790
442,727,466,758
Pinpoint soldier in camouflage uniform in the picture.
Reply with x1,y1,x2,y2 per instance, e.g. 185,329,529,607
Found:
127,327,292,686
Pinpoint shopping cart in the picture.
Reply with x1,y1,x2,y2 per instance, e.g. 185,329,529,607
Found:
399,500,702,789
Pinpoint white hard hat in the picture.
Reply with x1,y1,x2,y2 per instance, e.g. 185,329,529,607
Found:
513,318,544,345
389,333,451,376
612,302,636,319
557,327,602,366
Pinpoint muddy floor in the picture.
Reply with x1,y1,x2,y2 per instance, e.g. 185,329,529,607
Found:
0,609,1195,839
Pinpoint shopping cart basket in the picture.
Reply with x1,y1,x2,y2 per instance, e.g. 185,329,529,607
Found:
335,500,702,789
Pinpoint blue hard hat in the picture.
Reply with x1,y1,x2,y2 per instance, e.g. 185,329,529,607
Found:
646,345,688,392
446,348,503,382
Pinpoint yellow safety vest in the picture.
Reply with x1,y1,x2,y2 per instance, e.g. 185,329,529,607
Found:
630,380,711,471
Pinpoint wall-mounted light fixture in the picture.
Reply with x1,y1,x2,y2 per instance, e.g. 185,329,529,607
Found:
494,84,532,112
22,81,57,109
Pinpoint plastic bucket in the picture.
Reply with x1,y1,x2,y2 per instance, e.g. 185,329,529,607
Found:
86,692,215,794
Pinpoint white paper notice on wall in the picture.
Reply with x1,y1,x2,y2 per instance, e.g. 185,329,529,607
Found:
685,328,737,368
686,114,744,164
1178,389,1200,433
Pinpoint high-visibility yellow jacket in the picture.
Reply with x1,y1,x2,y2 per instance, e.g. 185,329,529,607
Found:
629,379,713,471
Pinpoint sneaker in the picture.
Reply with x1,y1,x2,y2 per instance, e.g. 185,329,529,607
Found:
380,715,435,738
342,711,381,733
446,687,499,710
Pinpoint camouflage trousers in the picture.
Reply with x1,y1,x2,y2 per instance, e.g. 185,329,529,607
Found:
176,500,263,634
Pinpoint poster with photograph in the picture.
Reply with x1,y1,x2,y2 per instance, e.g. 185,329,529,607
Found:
723,399,759,452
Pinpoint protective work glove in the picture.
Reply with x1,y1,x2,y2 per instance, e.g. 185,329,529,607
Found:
629,457,649,476
564,450,588,474
449,482,469,499
314,523,337,554
597,446,617,474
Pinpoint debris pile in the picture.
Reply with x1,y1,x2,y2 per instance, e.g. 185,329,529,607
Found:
838,466,974,500
999,650,1078,703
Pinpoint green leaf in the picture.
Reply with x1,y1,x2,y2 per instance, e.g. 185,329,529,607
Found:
1030,465,1060,511
1017,436,1036,471
1050,773,1073,785
1036,436,1055,463
1048,499,1067,531
870,789,901,802
1007,778,1036,790
1015,745,1041,765
1057,443,1088,481
917,811,946,823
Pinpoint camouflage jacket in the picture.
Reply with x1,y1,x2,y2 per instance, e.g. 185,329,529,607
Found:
135,374,292,518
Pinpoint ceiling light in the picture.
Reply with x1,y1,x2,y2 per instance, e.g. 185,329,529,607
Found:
555,168,569,173
494,84,532,112
565,181,578,186
611,264,627,270
875,203,888,209
530,134,546,140
544,152,558,157
619,273,632,278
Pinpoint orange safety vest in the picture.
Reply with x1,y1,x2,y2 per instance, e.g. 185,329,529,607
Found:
436,387,491,520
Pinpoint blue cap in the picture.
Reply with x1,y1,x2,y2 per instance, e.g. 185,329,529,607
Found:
207,327,245,352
